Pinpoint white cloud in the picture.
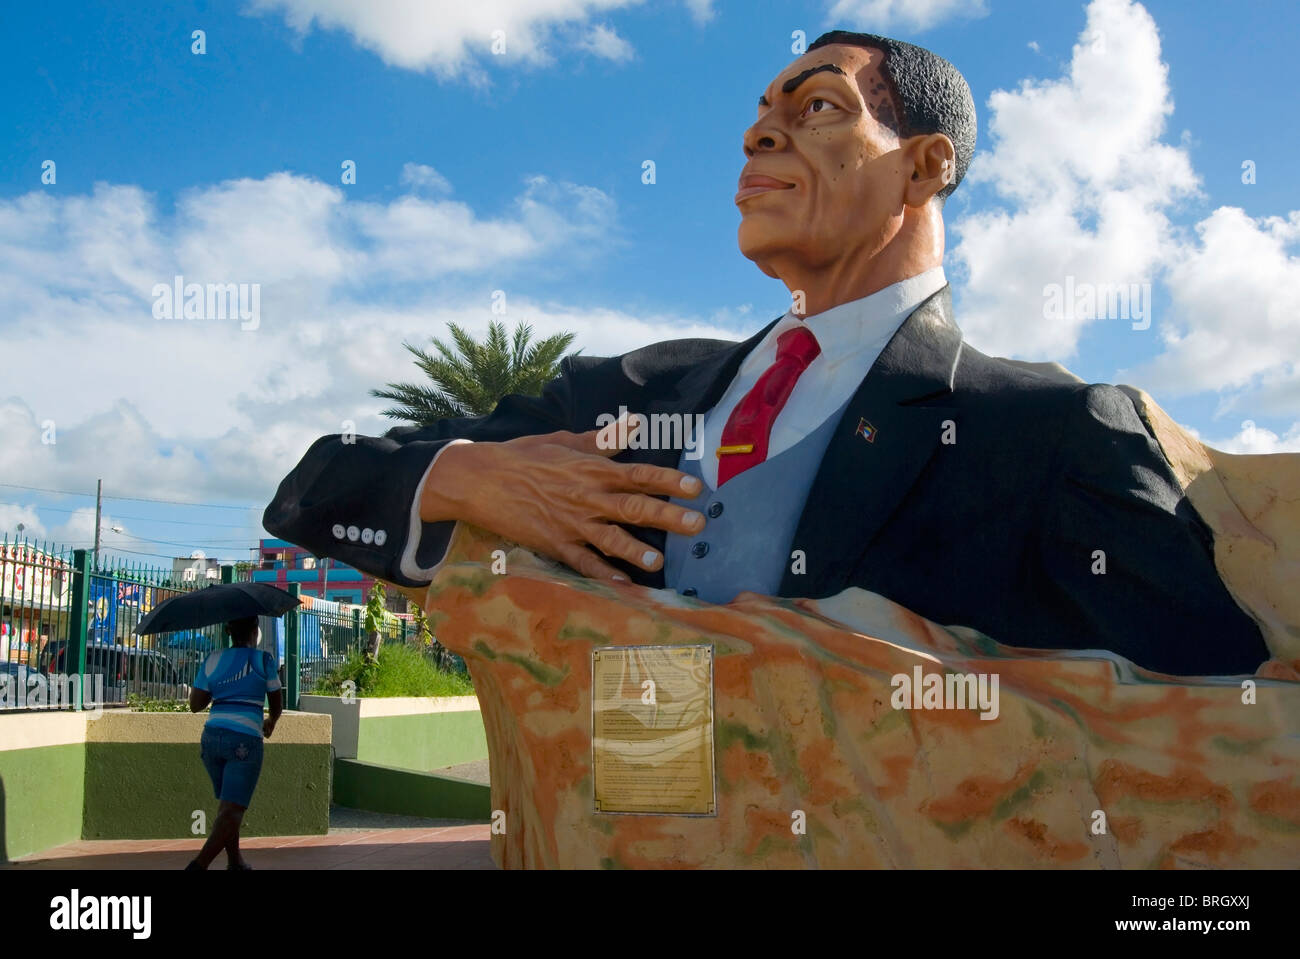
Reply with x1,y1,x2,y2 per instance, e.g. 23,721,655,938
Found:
682,0,716,24
351,175,615,281
0,168,739,517
577,23,634,62
173,174,349,287
950,0,1299,430
399,163,453,195
1186,419,1300,455
0,502,45,540
244,0,646,79
1122,207,1300,416
824,0,988,33
951,0,1196,359
0,170,617,437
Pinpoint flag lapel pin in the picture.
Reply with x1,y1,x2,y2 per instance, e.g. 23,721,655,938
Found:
854,417,877,443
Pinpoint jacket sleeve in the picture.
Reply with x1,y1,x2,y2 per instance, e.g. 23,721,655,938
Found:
262,359,582,588
1032,384,1270,676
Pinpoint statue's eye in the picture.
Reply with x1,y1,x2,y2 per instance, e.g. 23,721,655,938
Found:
801,98,838,118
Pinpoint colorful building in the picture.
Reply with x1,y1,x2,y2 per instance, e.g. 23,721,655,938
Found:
251,538,377,606
0,543,72,665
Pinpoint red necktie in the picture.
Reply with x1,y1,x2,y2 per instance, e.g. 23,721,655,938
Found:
717,324,821,485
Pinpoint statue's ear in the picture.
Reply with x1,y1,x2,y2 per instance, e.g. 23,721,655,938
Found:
904,133,956,207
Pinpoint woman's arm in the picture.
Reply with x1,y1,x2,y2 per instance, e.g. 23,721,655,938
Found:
263,689,283,738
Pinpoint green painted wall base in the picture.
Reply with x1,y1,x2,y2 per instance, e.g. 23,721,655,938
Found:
82,743,330,840
358,710,488,770
0,712,333,861
333,758,490,821
0,743,86,861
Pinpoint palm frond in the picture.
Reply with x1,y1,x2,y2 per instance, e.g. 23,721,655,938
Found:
375,319,580,426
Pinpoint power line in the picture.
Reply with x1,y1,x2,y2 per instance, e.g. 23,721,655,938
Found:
0,482,262,511
5,525,264,553
59,545,231,561
0,501,257,529
113,531,259,549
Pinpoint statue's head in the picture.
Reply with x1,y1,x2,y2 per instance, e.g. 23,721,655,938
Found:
737,30,976,296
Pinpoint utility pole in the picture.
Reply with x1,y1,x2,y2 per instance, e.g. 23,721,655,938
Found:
320,556,330,601
92,479,103,568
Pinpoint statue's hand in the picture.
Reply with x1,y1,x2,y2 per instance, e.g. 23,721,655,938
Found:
419,416,705,581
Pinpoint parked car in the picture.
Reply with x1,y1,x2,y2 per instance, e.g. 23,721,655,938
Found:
300,653,344,692
39,640,190,704
0,662,35,705
157,631,219,680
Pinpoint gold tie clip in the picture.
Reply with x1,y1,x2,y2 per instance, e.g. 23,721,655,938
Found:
716,444,755,457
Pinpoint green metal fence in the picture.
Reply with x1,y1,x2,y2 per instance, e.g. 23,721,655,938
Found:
293,593,367,699
2,534,464,712
0,536,228,709
0,538,76,705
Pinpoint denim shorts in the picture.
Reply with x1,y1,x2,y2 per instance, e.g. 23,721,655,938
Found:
200,726,264,808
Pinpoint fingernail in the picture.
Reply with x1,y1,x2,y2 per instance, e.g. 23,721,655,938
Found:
611,573,627,582
681,477,702,493
685,511,704,529
642,550,659,567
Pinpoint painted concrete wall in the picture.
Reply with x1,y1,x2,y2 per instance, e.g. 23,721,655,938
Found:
2,702,486,860
297,695,359,758
333,759,490,821
81,742,331,839
358,710,487,770
81,711,332,840
0,744,86,861
0,713,88,861
0,710,333,859
299,695,487,771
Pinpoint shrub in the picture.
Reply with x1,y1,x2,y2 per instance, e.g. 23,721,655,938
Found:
311,642,473,698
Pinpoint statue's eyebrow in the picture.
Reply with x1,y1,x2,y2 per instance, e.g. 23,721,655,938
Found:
758,63,847,107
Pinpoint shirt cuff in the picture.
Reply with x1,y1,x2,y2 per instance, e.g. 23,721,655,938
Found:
400,438,473,583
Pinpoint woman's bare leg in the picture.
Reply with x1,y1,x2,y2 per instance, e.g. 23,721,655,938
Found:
192,800,246,869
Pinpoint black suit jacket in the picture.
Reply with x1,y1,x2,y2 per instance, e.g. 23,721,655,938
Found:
264,287,1268,676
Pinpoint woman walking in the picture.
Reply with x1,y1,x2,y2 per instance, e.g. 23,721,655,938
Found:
185,615,283,870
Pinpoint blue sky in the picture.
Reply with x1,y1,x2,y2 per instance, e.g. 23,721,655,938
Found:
1,0,1296,564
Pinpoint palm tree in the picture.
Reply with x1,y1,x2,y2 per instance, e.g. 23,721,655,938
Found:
372,320,578,426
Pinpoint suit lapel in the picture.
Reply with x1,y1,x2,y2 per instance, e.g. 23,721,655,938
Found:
779,286,963,597
646,321,779,420
626,318,780,471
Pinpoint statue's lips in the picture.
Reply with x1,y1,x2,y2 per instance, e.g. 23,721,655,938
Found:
735,174,795,205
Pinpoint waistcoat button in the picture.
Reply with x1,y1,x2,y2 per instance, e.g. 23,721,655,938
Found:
691,541,709,558
708,502,723,518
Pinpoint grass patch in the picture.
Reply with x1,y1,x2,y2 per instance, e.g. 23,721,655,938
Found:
311,642,474,698
127,693,189,712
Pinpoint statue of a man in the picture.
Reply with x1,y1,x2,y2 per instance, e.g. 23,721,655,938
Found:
265,30,1268,677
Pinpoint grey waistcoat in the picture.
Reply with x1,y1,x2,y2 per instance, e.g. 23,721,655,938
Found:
663,400,849,604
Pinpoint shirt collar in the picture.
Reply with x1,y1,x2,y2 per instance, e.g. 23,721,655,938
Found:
764,266,948,357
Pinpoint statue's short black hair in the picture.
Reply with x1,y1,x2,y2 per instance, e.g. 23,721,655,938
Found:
808,30,976,200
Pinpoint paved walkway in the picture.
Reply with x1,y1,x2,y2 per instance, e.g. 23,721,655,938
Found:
435,758,491,783
4,808,493,870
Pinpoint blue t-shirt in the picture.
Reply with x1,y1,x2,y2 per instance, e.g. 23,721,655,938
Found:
194,647,281,738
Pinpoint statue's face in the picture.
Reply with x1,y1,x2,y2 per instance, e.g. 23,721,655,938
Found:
737,43,907,278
